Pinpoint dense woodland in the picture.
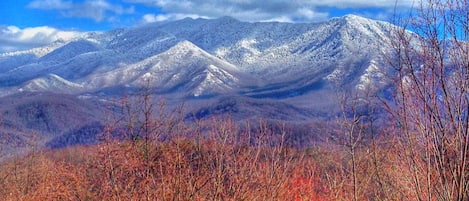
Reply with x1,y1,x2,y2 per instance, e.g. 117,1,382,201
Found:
0,111,411,200
1,0,468,200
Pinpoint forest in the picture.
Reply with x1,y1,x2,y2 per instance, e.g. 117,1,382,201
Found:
0,0,468,200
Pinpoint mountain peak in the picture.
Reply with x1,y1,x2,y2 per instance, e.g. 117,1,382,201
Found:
19,73,82,93
176,40,197,47
166,40,201,53
1,14,392,100
339,14,392,41
340,14,390,27
342,14,367,20
337,14,375,26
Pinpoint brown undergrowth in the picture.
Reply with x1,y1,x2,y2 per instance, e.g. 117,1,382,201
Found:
0,115,414,201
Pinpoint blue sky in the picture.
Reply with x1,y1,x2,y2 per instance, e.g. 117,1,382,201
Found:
0,0,414,53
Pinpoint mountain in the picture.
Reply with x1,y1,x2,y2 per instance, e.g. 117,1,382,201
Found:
0,15,395,154
78,40,251,97
0,15,391,96
0,92,106,159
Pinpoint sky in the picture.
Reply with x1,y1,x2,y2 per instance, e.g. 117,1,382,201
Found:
0,0,414,53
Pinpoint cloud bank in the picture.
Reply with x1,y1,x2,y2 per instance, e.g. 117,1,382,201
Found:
129,0,414,23
2,0,414,53
0,25,82,53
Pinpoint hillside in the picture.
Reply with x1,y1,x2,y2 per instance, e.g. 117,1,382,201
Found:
0,15,394,158
0,15,390,97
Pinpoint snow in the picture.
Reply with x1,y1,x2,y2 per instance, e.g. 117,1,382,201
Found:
19,74,83,93
0,15,397,98
357,60,386,91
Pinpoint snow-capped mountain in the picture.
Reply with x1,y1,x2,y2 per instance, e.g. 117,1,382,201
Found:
0,15,391,98
79,40,250,97
0,15,397,156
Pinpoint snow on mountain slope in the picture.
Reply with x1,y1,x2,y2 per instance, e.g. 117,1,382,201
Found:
154,15,392,82
0,53,37,74
356,60,386,91
0,15,404,157
38,39,100,63
191,64,238,97
0,15,394,99
81,40,249,97
0,39,69,58
156,17,319,72
0,40,68,79
101,25,180,60
51,50,124,80
0,39,101,87
19,73,83,93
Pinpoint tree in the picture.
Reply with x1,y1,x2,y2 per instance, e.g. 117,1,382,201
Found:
388,0,469,200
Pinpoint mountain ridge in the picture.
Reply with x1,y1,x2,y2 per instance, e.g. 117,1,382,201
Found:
0,15,399,157
1,15,392,95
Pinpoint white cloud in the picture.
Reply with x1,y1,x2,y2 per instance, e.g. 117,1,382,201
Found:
0,25,83,53
28,0,134,22
129,0,414,23
142,13,209,23
28,0,73,9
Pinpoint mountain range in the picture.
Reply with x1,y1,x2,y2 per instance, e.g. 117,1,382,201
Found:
0,15,394,157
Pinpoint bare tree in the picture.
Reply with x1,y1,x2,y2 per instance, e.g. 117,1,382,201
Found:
388,0,469,200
